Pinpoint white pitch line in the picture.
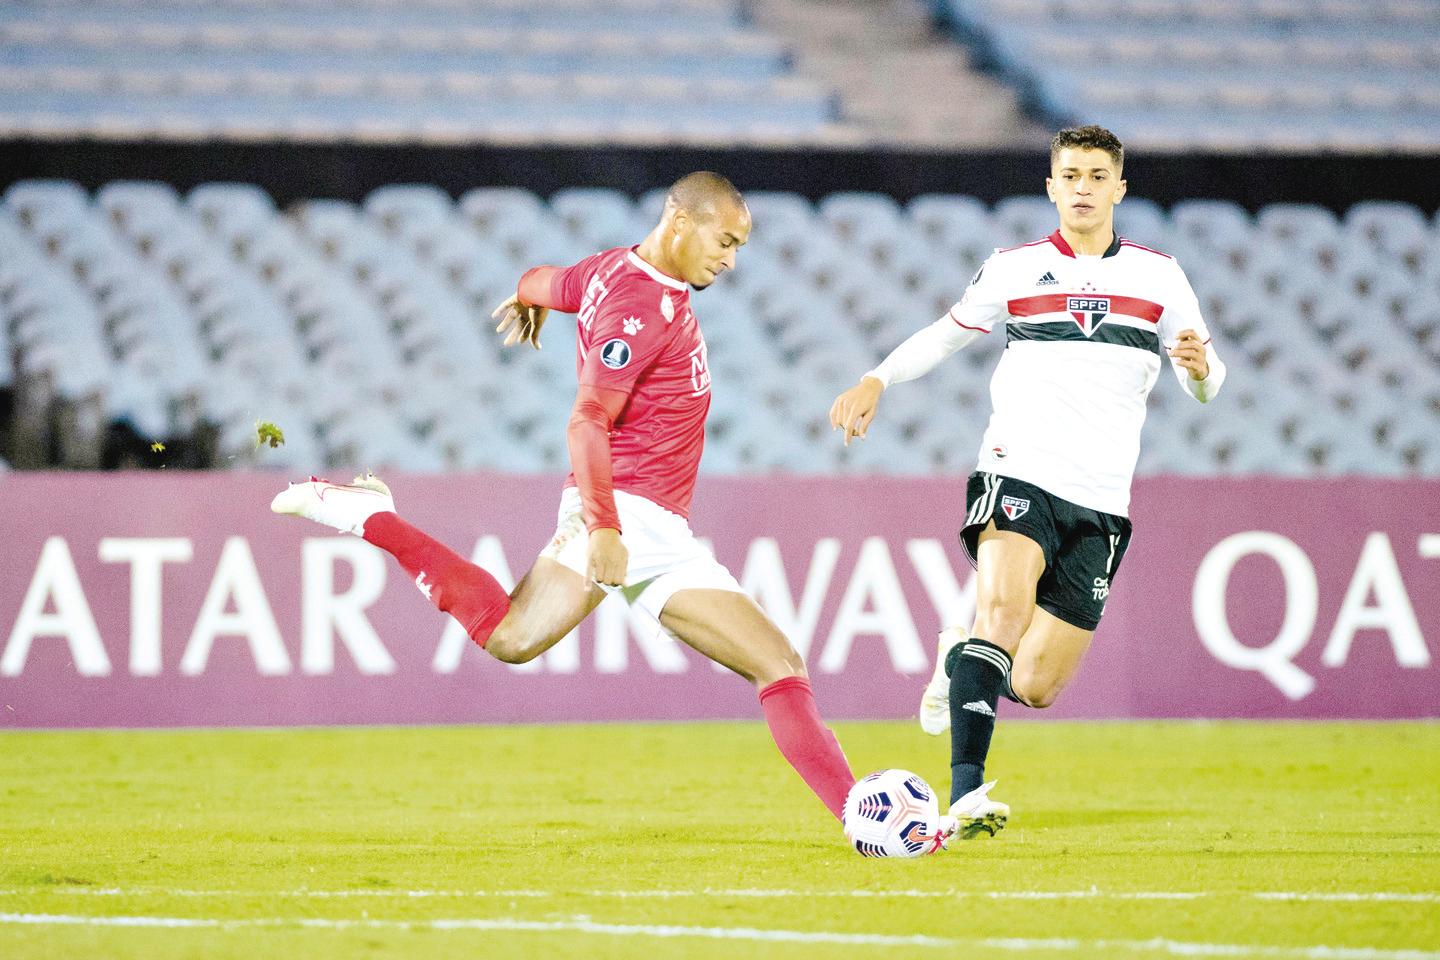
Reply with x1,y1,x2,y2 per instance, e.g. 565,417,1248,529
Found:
0,887,1434,903
1,912,1438,959
1256,893,1440,904
0,913,950,946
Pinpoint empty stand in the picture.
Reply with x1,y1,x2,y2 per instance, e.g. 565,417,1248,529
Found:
0,0,844,144
942,0,1440,151
3,180,1438,476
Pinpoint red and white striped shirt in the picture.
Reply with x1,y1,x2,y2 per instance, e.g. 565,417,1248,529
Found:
872,231,1225,516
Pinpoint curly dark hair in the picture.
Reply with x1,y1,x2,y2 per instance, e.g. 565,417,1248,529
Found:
1051,125,1124,171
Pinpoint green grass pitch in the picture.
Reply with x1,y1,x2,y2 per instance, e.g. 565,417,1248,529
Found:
2,720,1437,959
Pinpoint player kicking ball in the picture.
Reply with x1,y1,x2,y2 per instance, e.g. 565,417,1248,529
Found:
273,172,876,838
830,125,1227,841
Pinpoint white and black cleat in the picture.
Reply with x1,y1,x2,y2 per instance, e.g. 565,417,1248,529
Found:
944,780,1010,841
270,471,394,536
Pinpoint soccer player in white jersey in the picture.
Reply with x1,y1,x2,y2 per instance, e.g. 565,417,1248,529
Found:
830,125,1226,840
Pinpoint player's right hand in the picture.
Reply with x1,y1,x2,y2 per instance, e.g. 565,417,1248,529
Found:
587,527,628,587
828,376,884,447
492,294,549,350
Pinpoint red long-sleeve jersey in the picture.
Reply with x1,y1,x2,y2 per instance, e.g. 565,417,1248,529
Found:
520,247,711,530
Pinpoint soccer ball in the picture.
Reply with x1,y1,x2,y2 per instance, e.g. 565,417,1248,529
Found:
842,769,945,858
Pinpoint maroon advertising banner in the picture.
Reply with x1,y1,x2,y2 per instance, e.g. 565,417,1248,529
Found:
1,472,1437,727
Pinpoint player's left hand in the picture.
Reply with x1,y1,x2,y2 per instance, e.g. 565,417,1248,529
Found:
1168,329,1209,380
829,376,885,447
586,527,628,587
492,294,549,350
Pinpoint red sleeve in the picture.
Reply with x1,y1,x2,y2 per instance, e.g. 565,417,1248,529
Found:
516,252,603,312
567,384,631,532
578,287,676,392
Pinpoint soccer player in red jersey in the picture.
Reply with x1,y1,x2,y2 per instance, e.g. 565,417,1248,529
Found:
272,173,860,826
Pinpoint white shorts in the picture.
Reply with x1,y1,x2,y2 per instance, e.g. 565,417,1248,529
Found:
540,487,745,636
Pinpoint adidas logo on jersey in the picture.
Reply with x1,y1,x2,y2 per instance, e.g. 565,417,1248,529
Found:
1036,271,1058,286
962,700,996,717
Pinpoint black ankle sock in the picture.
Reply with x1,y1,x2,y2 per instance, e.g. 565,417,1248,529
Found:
952,761,984,797
947,638,1011,804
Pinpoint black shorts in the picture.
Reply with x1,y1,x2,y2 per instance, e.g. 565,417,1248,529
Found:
958,472,1133,631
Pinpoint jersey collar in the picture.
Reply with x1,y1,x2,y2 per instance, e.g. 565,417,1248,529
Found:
1048,230,1123,258
627,248,688,291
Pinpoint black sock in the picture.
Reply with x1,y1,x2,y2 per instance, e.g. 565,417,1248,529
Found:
946,638,1012,804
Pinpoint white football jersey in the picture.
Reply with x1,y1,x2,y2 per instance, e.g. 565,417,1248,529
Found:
870,230,1226,517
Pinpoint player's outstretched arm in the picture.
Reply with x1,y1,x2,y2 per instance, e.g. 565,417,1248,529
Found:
829,313,984,445
493,260,600,349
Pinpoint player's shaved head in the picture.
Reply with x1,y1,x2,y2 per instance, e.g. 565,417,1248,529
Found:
641,171,750,290
666,171,747,220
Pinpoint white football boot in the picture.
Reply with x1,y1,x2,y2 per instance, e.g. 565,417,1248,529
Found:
944,781,1010,841
269,472,395,536
919,627,966,735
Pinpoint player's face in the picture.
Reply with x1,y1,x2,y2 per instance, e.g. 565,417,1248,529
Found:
1047,147,1126,234
675,202,751,290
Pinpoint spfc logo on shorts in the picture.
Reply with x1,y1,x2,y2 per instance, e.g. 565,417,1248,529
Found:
600,338,631,369
1001,495,1031,520
1067,296,1110,336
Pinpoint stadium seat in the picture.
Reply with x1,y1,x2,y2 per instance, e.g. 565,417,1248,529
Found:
4,178,1438,476
943,0,1440,151
992,196,1061,247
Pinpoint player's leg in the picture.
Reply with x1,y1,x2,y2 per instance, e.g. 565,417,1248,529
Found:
484,558,605,664
921,473,1047,734
1008,510,1129,708
271,474,602,655
946,512,1126,839
943,520,1044,831
658,588,805,685
271,474,515,645
659,588,855,820
1008,607,1094,708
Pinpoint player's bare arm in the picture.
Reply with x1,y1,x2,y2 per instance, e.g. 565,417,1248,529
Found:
493,262,586,349
829,375,885,446
1168,328,1210,380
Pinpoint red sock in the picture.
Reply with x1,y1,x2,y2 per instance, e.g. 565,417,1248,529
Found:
758,676,856,821
361,512,509,647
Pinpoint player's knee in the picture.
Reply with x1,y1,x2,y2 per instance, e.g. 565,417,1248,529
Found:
485,624,539,664
1011,670,1059,708
1024,685,1059,709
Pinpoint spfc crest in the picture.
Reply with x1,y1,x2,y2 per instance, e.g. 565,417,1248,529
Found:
1001,495,1031,521
1067,296,1110,336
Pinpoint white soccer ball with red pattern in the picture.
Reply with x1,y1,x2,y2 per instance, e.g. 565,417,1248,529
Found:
842,769,944,858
